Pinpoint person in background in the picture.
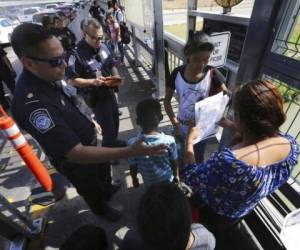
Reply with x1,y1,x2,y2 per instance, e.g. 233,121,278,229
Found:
106,13,124,65
89,1,101,21
112,0,124,23
42,15,76,58
182,80,299,249
164,31,227,164
111,0,125,64
0,45,16,111
128,98,179,188
55,16,77,57
41,15,56,30
121,181,215,250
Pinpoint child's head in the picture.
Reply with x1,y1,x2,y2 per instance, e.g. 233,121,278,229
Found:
138,181,192,250
60,225,107,250
183,31,214,72
136,98,163,133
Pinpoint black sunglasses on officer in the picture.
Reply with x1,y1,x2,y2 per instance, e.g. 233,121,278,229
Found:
86,32,104,42
27,52,67,68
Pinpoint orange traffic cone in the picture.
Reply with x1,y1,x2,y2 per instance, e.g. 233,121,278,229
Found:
0,106,53,192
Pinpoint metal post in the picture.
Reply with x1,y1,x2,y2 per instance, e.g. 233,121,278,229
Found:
236,0,281,82
153,0,166,99
131,26,142,67
187,0,198,40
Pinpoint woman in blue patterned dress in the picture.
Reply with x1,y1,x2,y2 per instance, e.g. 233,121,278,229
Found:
182,80,299,248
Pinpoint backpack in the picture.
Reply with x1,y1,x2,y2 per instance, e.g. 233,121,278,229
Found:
119,22,131,44
115,9,131,44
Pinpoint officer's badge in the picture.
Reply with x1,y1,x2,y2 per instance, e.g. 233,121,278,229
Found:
29,109,55,134
68,55,76,66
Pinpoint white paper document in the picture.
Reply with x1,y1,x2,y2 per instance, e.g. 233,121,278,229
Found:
194,92,230,144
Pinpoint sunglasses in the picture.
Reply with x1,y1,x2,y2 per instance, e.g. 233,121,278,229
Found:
86,33,104,42
27,52,67,67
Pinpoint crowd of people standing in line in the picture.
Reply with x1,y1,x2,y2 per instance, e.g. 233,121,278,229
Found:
0,0,299,249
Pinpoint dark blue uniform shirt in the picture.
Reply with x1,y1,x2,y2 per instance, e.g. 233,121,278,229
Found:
66,39,115,107
12,69,95,164
66,38,114,79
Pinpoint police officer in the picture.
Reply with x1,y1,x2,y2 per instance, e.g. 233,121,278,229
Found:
42,15,76,58
55,16,77,56
11,23,166,222
0,44,16,110
67,17,125,149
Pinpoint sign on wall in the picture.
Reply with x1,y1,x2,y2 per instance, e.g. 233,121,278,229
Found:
208,31,231,68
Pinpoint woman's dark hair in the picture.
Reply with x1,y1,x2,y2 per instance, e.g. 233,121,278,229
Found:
138,182,192,250
136,98,163,133
183,31,214,57
11,23,53,58
60,225,108,250
234,80,286,139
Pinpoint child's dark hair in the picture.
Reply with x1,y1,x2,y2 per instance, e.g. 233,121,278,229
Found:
136,98,163,134
183,31,214,57
138,181,192,250
60,225,107,250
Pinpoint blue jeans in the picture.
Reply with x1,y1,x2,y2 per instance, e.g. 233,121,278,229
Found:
117,42,124,62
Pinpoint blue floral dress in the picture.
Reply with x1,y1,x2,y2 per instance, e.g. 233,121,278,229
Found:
181,133,299,219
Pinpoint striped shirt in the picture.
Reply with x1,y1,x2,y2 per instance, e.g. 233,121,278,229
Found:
128,132,178,187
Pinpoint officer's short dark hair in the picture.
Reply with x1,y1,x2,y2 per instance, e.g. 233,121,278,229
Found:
11,23,53,58
81,17,101,33
60,225,108,250
41,16,52,28
138,182,192,250
136,98,163,134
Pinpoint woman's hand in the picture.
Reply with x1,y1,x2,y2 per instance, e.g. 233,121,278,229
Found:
174,122,183,141
129,140,168,156
187,126,199,142
184,149,196,165
218,117,234,129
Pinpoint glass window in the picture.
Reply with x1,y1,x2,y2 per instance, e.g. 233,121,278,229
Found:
271,0,300,61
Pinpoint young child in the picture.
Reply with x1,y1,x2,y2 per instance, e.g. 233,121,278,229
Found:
128,98,179,188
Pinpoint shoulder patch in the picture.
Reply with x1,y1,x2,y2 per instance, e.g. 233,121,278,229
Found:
29,109,55,134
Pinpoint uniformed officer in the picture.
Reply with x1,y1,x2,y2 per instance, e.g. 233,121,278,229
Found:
67,17,124,149
42,15,76,58
0,44,16,110
11,23,166,222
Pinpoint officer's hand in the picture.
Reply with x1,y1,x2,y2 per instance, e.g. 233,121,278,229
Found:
92,78,105,86
92,119,102,135
130,140,168,156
